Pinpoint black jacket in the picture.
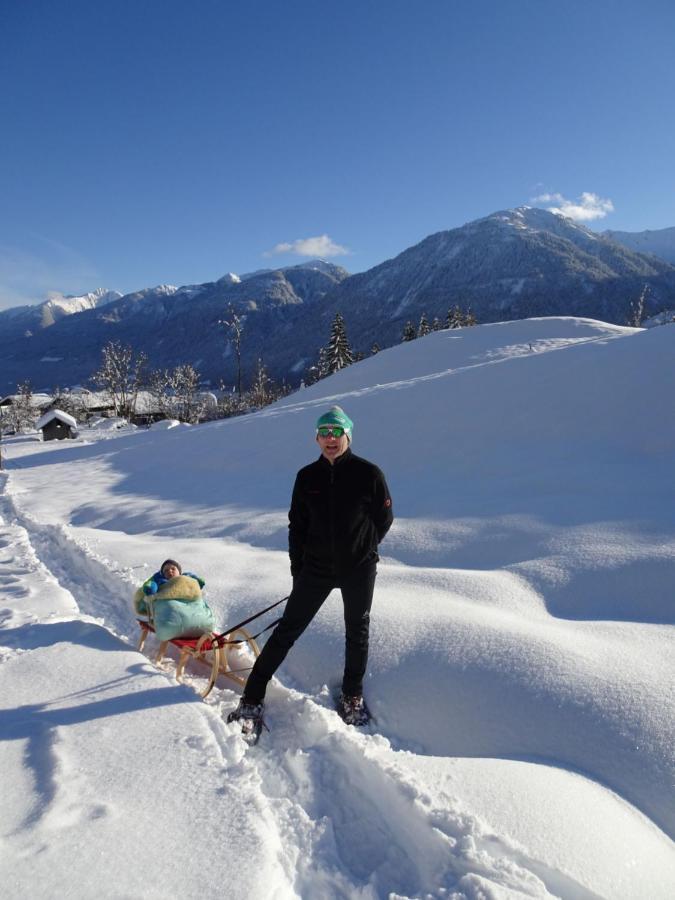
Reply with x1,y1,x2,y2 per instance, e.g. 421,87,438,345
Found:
288,449,393,579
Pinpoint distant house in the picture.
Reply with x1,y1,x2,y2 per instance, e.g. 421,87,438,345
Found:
53,389,115,419
36,409,78,441
0,392,53,416
68,389,162,425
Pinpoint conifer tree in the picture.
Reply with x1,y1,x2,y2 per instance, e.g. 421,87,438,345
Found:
417,314,431,337
371,343,381,355
402,321,417,342
325,312,353,373
445,305,463,329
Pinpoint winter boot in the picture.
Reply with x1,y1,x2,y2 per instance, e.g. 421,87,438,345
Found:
227,697,266,745
336,692,371,727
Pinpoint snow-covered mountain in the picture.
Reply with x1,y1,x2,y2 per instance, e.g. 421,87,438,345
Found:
2,316,674,898
0,262,350,392
298,207,675,356
0,287,121,337
3,209,675,393
603,225,675,265
41,288,122,322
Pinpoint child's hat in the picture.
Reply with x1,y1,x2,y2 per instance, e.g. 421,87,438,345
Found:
161,559,182,575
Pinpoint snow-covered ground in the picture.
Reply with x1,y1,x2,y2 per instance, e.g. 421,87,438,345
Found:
1,317,674,899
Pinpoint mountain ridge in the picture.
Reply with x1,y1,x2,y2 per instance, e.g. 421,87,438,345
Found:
603,224,675,265
2,209,675,392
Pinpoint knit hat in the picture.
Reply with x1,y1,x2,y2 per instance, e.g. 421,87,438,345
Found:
161,559,182,576
316,406,353,440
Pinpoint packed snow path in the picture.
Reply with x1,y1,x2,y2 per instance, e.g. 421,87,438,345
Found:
0,488,601,900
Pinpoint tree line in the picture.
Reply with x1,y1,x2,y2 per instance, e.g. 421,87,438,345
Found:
2,301,478,434
304,304,478,384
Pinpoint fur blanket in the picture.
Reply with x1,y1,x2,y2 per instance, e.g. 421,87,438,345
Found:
134,574,215,641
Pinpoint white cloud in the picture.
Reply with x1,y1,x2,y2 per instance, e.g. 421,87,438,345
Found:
532,191,615,222
264,234,350,258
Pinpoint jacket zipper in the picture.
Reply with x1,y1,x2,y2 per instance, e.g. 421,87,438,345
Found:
329,464,336,575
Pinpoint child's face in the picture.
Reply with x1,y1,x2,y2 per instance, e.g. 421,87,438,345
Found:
162,563,180,579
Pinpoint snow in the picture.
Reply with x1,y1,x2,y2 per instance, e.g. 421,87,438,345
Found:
148,418,183,430
43,288,122,316
1,316,674,899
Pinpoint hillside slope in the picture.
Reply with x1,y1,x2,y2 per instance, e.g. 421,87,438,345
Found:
2,316,674,898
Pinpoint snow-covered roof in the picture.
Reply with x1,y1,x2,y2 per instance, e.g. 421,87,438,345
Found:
0,393,53,408
36,408,78,431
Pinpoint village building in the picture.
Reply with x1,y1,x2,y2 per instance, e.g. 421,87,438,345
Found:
36,409,78,441
0,392,53,415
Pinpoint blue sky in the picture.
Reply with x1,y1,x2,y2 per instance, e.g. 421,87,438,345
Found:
1,0,674,308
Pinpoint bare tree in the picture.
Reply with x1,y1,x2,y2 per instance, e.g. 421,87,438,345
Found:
169,364,205,424
221,309,244,398
91,341,147,419
50,386,87,422
7,381,37,434
146,368,173,419
249,358,274,409
215,383,245,419
627,284,649,327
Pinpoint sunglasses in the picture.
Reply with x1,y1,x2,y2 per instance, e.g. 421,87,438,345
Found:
317,426,346,438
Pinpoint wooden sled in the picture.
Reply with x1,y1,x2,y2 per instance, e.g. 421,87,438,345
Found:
137,621,260,698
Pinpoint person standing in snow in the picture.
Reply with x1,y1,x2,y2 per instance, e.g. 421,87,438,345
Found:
229,406,393,737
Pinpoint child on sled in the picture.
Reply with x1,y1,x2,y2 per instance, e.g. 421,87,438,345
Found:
134,558,214,641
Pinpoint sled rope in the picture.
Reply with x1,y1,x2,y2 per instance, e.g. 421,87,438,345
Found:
213,596,288,647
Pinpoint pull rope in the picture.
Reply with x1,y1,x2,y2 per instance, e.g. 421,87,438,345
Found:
212,596,288,648
215,616,282,647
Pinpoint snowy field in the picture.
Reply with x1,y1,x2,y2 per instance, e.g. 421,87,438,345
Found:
1,317,674,899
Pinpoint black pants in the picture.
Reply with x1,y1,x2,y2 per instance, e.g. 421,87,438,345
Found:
243,564,377,703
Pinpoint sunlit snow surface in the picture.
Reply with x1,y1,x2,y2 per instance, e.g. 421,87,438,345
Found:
1,317,674,899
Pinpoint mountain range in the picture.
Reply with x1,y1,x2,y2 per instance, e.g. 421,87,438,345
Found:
603,225,675,265
2,207,674,393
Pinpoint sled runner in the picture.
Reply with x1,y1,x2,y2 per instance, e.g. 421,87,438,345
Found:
136,594,288,699
137,621,261,697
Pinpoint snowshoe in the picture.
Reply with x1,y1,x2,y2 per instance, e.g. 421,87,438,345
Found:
336,692,372,727
227,698,266,745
